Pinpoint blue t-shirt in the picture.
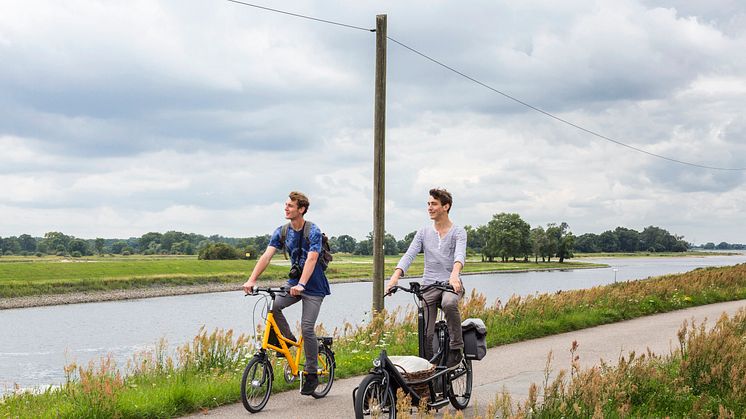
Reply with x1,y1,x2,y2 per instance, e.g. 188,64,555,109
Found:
269,222,331,297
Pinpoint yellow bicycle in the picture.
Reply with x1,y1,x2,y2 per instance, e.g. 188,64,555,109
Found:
241,286,336,413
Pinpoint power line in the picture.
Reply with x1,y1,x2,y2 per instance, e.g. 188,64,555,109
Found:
224,1,745,171
388,36,746,172
224,0,374,32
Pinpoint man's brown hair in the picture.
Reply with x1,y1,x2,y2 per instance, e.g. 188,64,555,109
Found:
288,191,310,214
429,188,452,213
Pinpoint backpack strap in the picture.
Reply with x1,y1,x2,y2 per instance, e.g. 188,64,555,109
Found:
303,221,314,242
279,222,291,260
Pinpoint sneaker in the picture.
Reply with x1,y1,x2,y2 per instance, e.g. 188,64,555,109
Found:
300,373,318,395
447,348,463,368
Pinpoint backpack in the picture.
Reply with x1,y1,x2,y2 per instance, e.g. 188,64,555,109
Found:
279,221,333,271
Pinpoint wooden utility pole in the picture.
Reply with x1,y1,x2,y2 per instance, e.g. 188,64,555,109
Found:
372,14,387,313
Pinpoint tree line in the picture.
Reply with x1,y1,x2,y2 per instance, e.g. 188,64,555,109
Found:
1,215,696,261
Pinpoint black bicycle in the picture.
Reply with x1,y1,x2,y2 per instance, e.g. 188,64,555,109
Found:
352,282,476,418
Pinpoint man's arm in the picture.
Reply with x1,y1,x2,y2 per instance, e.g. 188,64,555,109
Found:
242,246,278,293
291,251,319,296
449,227,467,293
386,229,423,293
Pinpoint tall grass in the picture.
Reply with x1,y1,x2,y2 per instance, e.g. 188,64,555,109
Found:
2,263,745,418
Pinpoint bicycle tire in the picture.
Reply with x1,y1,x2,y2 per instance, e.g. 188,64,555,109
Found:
311,346,335,398
354,374,396,419
447,358,472,410
240,356,273,413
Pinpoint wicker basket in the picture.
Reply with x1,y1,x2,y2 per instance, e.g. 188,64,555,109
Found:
396,364,435,400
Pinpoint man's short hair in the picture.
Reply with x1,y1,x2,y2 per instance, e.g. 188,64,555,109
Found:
429,188,452,213
289,191,310,214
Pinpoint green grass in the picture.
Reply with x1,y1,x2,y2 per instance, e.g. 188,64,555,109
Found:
3,263,746,418
0,254,604,298
573,250,733,258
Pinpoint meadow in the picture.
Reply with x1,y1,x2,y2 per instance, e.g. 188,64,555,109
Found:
0,254,602,299
2,262,745,418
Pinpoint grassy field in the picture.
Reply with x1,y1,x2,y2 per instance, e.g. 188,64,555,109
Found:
573,250,734,258
0,254,603,299
2,263,745,418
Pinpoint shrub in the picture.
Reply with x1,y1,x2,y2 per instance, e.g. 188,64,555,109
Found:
198,243,240,260
71,251,82,258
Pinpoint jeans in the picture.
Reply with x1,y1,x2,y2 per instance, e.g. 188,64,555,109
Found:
422,282,464,357
272,293,324,373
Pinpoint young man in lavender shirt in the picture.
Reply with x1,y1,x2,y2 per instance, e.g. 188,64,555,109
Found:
385,188,468,367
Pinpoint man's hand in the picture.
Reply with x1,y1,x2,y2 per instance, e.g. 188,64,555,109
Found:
385,269,403,294
290,284,304,296
242,280,256,294
448,275,462,294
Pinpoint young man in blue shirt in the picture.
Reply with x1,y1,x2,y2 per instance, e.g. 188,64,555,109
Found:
243,191,331,395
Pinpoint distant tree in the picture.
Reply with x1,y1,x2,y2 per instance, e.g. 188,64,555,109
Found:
198,243,240,260
599,230,619,253
161,231,190,253
716,241,730,250
464,225,488,258
546,222,574,262
139,232,162,253
42,232,72,254
703,242,716,250
334,235,357,254
485,213,531,262
110,241,128,254
18,234,37,253
614,227,640,252
529,226,548,263
354,233,374,256
574,233,601,253
68,239,90,256
384,233,399,256
1,237,21,255
94,238,105,254
171,240,194,255
397,231,416,253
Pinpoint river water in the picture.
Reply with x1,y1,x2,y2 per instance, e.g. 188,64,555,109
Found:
2,253,745,393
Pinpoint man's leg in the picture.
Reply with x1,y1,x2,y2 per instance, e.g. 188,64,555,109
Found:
272,293,300,342
441,284,465,367
299,294,324,395
422,287,443,361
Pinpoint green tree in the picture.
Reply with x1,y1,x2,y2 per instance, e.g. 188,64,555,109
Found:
42,232,72,254
110,241,128,254
614,227,640,252
397,231,416,253
546,222,574,263
334,235,357,254
68,239,90,256
529,226,549,263
198,243,240,260
139,232,162,253
485,213,531,262
94,238,105,254
574,233,601,253
599,230,619,252
384,233,399,256
18,234,37,253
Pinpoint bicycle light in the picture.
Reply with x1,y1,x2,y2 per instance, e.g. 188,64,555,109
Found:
373,359,381,367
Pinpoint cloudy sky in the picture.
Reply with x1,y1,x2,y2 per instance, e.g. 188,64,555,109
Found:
1,0,745,243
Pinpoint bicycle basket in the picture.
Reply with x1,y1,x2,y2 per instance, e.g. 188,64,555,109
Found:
390,356,435,400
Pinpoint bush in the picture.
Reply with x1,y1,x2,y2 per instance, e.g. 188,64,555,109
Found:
198,243,240,260
35,252,43,257
71,251,82,258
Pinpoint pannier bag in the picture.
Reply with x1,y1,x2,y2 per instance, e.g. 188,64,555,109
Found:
461,318,487,360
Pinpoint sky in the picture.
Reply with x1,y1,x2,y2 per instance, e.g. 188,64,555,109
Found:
1,0,745,244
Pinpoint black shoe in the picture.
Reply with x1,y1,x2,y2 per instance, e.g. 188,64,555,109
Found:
300,373,318,395
447,348,463,368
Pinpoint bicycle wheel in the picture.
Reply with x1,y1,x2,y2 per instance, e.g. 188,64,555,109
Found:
240,356,273,413
448,358,472,410
311,346,335,399
354,374,396,419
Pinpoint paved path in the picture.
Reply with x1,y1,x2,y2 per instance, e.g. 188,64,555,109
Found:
185,300,746,418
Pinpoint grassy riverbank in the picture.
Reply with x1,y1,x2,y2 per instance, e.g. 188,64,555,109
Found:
2,263,745,418
0,254,602,299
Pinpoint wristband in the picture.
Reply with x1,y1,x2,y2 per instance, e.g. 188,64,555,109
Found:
298,282,306,288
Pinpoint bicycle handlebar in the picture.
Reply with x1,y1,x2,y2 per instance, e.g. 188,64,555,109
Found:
384,281,455,298
244,286,290,297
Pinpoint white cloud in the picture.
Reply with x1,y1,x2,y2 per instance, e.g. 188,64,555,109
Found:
0,0,745,244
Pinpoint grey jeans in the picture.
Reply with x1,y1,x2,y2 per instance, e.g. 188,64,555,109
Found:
272,293,324,373
422,283,464,356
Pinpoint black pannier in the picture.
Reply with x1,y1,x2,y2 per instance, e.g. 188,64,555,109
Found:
461,318,487,360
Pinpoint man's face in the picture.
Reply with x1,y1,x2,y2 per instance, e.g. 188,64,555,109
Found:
284,199,304,220
427,196,449,220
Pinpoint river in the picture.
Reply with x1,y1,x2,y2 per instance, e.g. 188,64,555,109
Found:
2,253,745,393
